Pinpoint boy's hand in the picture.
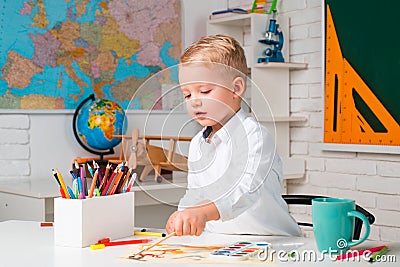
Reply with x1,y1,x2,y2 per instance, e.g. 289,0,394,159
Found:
166,209,206,236
166,201,220,236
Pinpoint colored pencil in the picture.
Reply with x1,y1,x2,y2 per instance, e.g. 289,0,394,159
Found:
72,170,83,199
118,168,133,193
98,163,110,192
51,169,61,186
94,161,103,185
101,168,118,196
79,165,85,191
55,169,70,199
66,186,76,199
88,169,99,198
109,170,124,195
368,246,389,263
52,169,66,198
125,173,137,192
87,163,94,177
74,161,80,178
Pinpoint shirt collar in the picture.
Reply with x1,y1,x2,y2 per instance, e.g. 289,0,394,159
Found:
213,109,248,144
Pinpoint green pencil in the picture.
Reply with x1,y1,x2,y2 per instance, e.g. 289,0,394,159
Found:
368,246,389,263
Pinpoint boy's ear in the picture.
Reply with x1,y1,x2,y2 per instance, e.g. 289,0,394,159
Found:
232,77,245,98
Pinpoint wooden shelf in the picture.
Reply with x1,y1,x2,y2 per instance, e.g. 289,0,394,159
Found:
258,116,307,123
254,62,308,70
282,157,305,180
208,13,255,26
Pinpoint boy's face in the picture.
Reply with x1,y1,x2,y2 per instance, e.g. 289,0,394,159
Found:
179,63,243,127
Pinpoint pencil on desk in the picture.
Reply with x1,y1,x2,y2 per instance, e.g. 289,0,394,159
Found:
369,246,389,263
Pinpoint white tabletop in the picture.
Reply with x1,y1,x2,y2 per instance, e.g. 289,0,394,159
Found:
0,220,398,266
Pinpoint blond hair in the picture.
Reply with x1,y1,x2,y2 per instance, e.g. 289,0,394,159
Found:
180,34,248,76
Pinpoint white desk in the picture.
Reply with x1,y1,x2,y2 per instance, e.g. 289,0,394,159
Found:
0,178,186,227
0,220,398,266
0,179,59,222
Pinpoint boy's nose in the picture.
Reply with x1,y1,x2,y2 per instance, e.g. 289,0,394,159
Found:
190,98,202,107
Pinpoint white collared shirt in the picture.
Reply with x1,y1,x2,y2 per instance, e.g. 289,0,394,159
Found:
178,109,302,236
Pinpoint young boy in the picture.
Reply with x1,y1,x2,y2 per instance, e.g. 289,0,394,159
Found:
166,34,301,237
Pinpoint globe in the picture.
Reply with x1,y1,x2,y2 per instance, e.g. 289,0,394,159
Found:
73,94,127,157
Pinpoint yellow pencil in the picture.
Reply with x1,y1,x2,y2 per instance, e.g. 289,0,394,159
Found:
56,169,70,199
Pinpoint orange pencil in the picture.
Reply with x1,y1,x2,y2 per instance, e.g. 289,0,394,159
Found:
88,169,99,198
109,170,124,195
118,168,133,193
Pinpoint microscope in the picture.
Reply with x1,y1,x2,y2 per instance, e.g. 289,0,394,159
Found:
257,10,284,63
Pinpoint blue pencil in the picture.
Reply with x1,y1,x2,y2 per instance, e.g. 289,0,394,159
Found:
70,170,83,199
67,186,76,199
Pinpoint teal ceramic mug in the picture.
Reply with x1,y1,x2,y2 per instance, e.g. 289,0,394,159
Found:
312,198,370,253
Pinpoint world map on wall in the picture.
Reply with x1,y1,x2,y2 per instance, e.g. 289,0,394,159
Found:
0,0,181,110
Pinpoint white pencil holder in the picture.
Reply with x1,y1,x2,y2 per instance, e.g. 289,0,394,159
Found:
54,192,134,247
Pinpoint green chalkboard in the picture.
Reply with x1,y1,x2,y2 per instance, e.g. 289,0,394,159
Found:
325,0,400,126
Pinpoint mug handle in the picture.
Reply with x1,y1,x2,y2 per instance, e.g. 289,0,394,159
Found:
346,210,370,247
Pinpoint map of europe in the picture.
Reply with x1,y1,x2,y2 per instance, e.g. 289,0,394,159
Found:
0,0,181,110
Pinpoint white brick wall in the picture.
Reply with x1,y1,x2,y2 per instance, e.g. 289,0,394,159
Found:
0,115,31,179
282,0,400,241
